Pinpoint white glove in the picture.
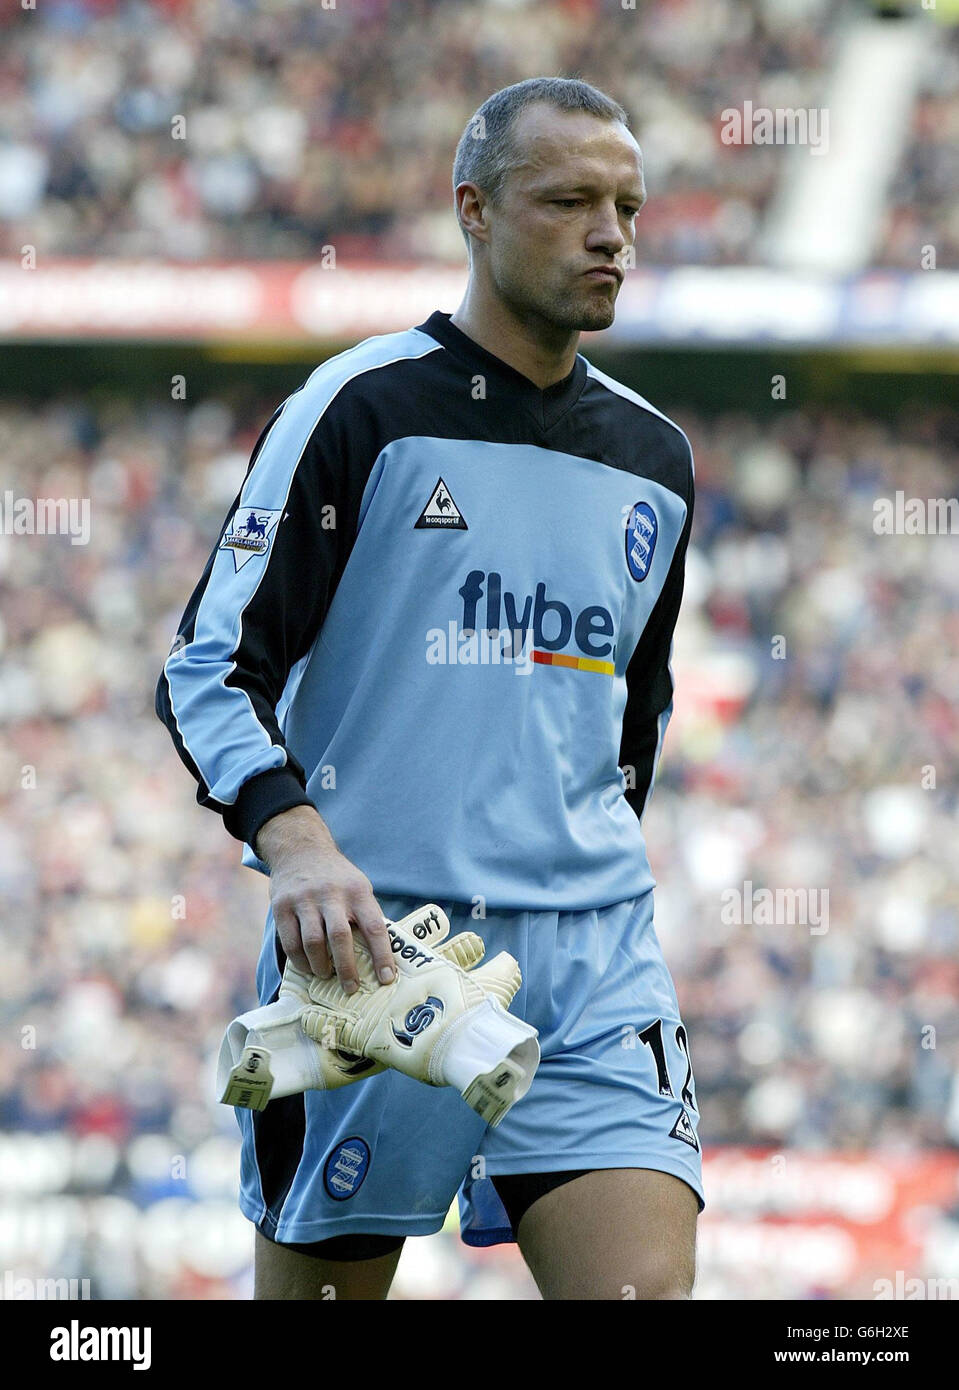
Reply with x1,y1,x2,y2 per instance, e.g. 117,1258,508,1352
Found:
217,959,385,1112
218,906,454,1109
218,904,539,1127
299,904,540,1127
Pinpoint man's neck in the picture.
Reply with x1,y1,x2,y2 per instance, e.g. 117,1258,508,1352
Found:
450,287,580,390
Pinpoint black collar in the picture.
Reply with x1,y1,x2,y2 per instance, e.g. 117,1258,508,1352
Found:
417,310,588,431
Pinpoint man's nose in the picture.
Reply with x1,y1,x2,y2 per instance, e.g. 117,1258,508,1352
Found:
587,205,627,253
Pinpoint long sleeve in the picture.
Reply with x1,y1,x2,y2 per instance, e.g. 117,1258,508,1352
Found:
155,382,368,852
619,442,694,820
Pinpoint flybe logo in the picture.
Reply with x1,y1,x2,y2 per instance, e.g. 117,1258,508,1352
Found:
426,570,617,676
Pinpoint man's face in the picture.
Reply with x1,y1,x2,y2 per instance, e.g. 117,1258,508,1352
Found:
480,105,646,334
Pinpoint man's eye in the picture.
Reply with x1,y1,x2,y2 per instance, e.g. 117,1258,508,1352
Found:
553,199,583,208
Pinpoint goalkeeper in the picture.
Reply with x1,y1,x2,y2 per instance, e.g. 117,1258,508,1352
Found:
156,77,702,1301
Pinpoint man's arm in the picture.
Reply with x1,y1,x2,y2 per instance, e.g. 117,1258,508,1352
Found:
619,446,694,819
155,392,394,991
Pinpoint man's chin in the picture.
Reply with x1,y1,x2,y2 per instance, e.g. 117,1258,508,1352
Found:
578,301,616,331
562,300,616,333
559,285,618,332
530,305,615,335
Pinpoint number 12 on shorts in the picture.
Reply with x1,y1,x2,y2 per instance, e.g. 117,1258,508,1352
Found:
623,1018,697,1108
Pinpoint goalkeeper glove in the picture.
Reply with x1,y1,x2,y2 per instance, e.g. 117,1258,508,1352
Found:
218,905,459,1107
217,957,385,1112
218,904,540,1127
298,903,539,1126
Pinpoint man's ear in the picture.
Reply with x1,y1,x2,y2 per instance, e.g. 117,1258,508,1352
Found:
456,182,491,250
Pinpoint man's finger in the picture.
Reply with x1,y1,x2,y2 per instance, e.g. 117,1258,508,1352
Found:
323,907,359,994
297,902,333,979
351,896,395,985
273,895,312,975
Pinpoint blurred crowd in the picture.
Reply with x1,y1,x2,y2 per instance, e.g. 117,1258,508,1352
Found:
0,0,857,267
651,401,959,1157
0,379,956,1296
877,23,959,269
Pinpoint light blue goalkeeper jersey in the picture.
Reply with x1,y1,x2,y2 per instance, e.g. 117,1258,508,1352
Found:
156,311,694,911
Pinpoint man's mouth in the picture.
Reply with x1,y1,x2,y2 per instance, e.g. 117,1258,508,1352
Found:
583,266,622,284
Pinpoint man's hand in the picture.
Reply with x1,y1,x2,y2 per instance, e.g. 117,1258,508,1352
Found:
254,805,395,994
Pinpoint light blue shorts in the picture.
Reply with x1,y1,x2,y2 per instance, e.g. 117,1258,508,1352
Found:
236,890,704,1246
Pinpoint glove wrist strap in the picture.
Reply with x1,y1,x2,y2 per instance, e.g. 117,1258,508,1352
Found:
217,1001,326,1108
432,998,540,1126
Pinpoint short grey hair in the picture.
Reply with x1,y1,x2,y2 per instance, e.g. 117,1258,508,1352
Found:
452,77,630,254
